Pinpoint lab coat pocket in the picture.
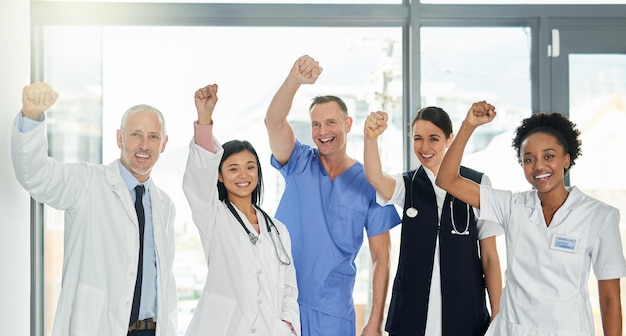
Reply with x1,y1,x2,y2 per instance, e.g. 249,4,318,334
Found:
185,292,236,336
273,319,295,336
69,284,105,335
490,314,588,336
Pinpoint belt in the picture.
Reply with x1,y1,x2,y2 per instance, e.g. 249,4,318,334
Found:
129,318,157,331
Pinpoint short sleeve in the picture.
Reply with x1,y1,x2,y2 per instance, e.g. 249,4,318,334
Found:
478,184,514,230
270,140,311,178
365,201,401,237
376,174,406,208
476,174,504,239
592,207,626,280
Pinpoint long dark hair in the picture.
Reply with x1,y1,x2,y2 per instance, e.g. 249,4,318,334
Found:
217,140,264,206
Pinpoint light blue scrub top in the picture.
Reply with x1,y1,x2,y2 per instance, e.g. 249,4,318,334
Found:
271,140,401,319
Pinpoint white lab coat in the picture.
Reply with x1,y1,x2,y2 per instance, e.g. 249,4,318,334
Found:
11,115,178,336
183,138,300,336
479,185,626,336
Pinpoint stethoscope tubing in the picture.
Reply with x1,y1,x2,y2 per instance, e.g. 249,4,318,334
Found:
226,200,292,265
405,169,470,235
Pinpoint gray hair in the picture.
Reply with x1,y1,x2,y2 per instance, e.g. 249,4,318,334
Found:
119,104,167,136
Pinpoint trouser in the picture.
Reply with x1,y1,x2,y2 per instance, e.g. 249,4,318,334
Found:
300,306,355,336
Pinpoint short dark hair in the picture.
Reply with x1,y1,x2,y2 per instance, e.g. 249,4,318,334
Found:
411,106,453,138
512,112,582,174
217,140,264,205
309,95,349,117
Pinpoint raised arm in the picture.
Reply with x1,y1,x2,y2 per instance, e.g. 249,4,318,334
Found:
184,84,222,237
264,55,323,165
12,82,90,209
194,84,218,126
192,83,219,152
435,101,496,208
363,111,396,200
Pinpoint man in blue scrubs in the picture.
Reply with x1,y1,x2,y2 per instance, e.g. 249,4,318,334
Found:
264,55,401,336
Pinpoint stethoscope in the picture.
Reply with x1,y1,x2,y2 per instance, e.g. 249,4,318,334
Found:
226,200,292,265
405,169,470,236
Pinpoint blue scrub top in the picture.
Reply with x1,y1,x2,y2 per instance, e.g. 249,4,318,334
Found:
271,140,401,319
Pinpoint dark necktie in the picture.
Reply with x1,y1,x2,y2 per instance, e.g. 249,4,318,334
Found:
130,184,145,325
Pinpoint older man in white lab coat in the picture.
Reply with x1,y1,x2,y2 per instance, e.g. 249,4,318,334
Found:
11,82,178,336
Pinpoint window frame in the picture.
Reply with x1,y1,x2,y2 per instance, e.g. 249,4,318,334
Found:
29,1,626,335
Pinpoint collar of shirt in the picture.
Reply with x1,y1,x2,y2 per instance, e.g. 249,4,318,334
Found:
117,160,152,193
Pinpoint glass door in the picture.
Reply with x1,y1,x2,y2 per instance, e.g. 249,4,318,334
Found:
550,25,626,335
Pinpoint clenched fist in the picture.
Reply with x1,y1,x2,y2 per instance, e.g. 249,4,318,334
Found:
22,82,58,121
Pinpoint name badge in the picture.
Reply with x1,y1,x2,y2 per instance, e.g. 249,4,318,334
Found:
550,234,578,253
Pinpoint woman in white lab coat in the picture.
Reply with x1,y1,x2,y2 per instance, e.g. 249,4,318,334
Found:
183,84,299,336
436,102,626,336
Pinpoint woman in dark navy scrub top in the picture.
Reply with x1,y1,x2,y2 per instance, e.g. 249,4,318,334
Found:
363,105,503,336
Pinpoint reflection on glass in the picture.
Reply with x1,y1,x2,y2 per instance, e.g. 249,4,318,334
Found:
42,26,103,335
43,26,402,335
420,27,531,192
569,54,626,335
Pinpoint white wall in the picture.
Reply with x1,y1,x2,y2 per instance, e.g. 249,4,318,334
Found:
0,0,31,334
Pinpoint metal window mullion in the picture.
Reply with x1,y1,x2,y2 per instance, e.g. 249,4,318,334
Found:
30,199,45,336
29,19,46,336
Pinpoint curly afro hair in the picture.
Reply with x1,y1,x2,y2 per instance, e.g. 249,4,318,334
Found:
511,112,582,174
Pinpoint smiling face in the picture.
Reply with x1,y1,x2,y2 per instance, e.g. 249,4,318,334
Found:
412,119,453,175
310,101,352,158
520,131,570,194
218,150,259,202
117,109,168,182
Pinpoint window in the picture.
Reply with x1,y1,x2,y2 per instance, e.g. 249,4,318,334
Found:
43,25,403,335
34,2,626,336
421,27,531,192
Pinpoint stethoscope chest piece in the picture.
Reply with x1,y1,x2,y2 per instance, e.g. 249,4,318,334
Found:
406,207,418,218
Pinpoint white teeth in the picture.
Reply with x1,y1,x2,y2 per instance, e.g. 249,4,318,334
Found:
320,137,334,143
421,153,434,158
136,153,149,159
535,173,551,179
236,182,250,187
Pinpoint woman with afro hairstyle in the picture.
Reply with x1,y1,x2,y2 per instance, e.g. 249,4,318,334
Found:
436,102,626,336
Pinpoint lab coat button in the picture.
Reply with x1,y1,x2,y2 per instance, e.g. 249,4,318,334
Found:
257,269,262,275
251,328,256,333
257,299,262,304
